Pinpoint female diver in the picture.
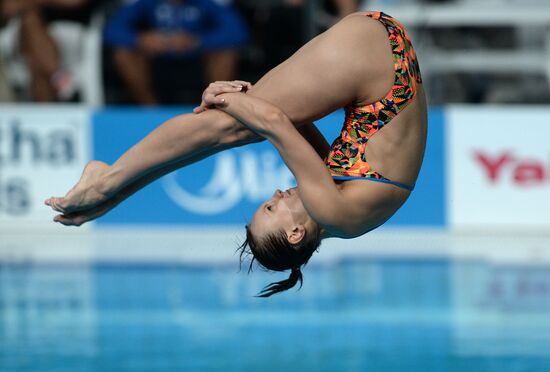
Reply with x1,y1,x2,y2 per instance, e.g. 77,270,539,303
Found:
45,12,427,297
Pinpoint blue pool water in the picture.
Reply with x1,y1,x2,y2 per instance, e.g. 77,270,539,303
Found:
1,252,550,372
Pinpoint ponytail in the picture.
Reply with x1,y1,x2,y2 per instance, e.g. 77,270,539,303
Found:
256,267,303,298
238,223,322,298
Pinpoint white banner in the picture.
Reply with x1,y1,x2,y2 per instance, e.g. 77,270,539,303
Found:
447,106,550,230
0,105,90,228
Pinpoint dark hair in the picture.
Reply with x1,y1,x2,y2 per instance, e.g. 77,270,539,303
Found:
237,224,322,297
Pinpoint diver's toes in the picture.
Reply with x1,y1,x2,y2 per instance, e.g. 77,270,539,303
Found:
54,215,74,226
51,198,66,213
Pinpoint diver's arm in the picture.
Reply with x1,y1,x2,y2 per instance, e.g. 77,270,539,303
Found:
216,93,348,231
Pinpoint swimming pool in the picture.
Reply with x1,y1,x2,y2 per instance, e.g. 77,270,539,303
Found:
1,230,550,371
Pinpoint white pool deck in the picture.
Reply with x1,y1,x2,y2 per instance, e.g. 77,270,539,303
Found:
1,226,549,266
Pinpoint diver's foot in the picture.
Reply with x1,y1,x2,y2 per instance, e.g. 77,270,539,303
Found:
45,160,112,214
53,195,120,226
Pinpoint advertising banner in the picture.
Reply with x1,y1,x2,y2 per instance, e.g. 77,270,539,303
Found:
0,105,90,228
447,106,550,230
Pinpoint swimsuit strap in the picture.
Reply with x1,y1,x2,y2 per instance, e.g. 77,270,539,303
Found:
332,176,415,191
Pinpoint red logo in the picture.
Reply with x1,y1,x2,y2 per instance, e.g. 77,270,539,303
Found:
474,151,546,186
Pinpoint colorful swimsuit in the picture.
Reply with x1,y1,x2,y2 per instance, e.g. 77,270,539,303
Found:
325,12,422,192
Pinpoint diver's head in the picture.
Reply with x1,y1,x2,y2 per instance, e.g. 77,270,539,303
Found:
238,187,323,297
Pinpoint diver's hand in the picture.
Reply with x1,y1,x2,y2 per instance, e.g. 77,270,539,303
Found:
213,92,292,140
193,80,252,114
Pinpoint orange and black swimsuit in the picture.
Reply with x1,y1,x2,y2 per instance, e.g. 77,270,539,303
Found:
325,12,422,192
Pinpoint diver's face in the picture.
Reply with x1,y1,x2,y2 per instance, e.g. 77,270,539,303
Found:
250,187,308,241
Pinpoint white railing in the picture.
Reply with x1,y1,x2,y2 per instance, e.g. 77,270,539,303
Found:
361,1,550,86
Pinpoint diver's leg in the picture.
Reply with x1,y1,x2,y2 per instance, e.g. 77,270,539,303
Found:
52,146,228,226
47,109,243,214
47,14,393,216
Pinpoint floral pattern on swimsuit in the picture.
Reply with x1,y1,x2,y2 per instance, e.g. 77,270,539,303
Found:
325,12,422,184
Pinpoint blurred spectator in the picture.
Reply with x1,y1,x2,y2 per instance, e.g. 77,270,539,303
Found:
0,59,15,101
0,0,94,102
248,0,358,71
104,0,248,106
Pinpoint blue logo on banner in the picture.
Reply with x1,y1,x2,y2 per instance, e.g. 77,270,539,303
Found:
162,150,295,215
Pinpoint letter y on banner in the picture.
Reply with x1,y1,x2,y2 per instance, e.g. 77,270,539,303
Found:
447,106,550,230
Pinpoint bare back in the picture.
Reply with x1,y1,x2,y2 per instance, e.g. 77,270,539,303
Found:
335,85,428,237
